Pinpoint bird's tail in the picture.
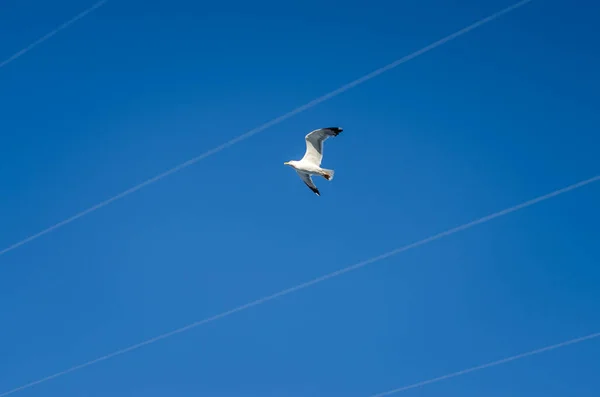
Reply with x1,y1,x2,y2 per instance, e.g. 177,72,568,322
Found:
321,168,335,181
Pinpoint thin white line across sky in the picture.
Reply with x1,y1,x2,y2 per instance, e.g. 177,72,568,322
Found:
0,0,107,69
1,174,597,396
0,0,534,259
367,331,600,397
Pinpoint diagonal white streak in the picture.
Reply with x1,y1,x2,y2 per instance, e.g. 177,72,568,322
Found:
0,174,597,397
368,332,600,397
0,0,534,258
0,0,108,69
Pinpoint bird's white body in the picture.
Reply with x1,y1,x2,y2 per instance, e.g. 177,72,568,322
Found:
285,160,332,178
284,127,342,196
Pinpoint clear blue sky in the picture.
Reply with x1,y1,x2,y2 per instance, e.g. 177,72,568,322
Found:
1,0,599,396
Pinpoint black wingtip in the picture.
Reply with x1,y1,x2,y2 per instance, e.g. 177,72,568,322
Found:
325,127,343,136
303,181,321,196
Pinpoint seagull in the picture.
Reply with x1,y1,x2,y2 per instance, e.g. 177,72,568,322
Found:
284,127,343,196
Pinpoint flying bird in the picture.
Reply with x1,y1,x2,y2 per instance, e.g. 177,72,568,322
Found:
284,127,343,196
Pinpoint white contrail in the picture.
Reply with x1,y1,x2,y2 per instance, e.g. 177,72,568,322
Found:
368,331,600,397
0,174,597,397
0,0,108,69
0,0,534,259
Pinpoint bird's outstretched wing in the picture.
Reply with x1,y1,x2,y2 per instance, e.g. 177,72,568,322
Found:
301,127,343,166
296,171,320,196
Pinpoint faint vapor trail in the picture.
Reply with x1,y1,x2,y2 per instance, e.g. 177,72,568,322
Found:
368,332,600,396
0,0,107,69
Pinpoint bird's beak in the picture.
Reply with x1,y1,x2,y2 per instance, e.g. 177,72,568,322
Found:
283,162,289,166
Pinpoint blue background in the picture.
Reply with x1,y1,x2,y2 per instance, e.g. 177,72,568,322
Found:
0,0,599,396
